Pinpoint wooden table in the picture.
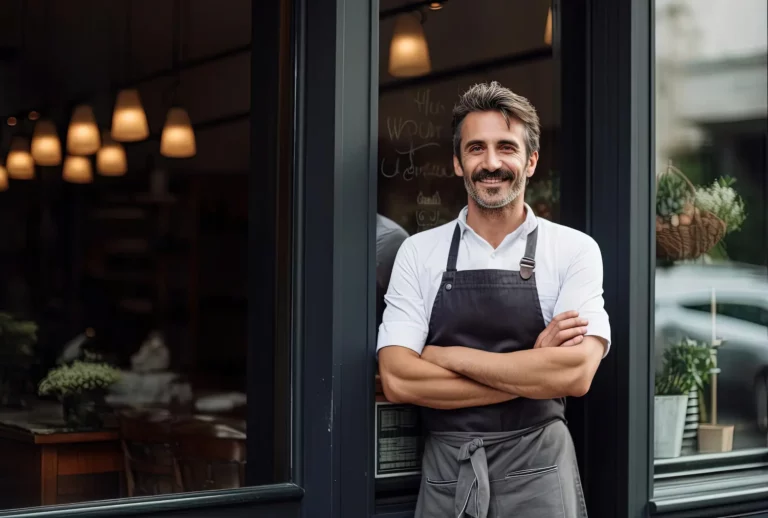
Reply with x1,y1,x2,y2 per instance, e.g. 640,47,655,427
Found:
0,403,123,509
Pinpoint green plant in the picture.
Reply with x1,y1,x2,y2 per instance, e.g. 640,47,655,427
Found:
655,338,715,396
38,361,120,397
0,312,38,360
695,175,747,234
656,170,693,219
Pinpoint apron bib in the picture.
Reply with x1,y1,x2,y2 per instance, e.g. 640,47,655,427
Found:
415,223,588,518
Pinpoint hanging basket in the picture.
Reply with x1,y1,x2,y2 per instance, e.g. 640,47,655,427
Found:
656,165,726,261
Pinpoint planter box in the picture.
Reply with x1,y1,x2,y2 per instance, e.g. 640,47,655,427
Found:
654,394,688,458
698,424,734,453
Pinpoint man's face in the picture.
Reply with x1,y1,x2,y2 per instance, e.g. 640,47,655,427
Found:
454,111,538,210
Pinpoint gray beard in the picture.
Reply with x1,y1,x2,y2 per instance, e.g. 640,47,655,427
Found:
464,169,526,211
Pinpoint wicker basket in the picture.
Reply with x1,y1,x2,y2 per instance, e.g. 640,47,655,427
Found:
656,165,726,261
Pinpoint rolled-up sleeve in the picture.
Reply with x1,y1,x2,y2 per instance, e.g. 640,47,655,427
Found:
553,236,612,357
376,239,429,356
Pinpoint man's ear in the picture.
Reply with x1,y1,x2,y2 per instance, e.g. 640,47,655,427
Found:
526,150,539,180
453,155,464,177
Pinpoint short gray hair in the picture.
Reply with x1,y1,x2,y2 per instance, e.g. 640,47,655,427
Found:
451,81,541,160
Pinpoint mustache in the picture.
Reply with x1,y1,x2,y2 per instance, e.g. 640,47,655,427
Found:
471,168,515,183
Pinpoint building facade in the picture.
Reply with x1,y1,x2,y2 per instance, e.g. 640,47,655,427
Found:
0,0,765,517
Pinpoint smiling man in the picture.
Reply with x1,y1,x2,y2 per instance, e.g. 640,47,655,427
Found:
377,82,611,518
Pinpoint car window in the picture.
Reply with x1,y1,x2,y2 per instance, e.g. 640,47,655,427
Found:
683,302,768,327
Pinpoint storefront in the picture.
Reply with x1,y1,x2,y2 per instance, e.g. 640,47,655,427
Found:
0,0,765,517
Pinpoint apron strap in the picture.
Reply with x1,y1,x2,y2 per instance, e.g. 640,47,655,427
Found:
446,224,461,272
446,222,538,280
455,438,491,518
519,226,538,280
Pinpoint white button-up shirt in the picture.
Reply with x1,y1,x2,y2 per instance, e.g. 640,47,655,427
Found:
377,204,612,356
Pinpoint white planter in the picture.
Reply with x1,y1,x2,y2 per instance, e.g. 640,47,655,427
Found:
654,394,689,458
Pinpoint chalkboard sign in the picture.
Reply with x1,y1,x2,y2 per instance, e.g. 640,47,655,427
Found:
378,86,466,236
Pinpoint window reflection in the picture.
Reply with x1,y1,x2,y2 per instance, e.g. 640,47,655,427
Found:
0,0,272,509
653,0,767,461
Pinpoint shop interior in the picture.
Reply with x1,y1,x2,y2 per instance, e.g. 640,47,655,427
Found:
0,0,251,508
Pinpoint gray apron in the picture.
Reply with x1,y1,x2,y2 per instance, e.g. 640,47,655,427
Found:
415,223,588,518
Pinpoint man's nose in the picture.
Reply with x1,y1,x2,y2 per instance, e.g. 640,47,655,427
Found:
482,150,502,171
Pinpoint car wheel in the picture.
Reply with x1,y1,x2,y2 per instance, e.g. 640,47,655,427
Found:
756,370,768,434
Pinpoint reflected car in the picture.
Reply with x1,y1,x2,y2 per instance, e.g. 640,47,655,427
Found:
654,263,768,432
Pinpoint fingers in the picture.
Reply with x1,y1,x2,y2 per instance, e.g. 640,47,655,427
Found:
554,326,588,345
537,312,589,348
559,334,585,347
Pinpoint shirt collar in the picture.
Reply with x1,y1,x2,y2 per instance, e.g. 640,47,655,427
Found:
456,203,539,241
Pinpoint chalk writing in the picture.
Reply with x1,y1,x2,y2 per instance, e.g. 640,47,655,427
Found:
417,191,441,206
386,117,443,142
413,89,446,116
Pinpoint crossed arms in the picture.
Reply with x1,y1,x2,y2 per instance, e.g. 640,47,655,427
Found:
378,311,607,410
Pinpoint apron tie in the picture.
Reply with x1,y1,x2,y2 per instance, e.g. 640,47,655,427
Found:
455,438,490,518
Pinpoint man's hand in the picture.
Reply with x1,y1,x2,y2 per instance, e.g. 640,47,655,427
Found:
533,310,589,349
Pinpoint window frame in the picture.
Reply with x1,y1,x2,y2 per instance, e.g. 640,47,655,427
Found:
0,0,305,516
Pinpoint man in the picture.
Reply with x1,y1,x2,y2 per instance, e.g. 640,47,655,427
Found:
376,214,410,327
377,82,610,518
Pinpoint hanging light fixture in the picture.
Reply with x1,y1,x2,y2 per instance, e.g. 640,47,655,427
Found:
97,131,127,176
31,119,62,166
160,107,196,158
0,164,8,191
63,155,93,184
389,12,431,78
111,89,149,142
544,7,553,45
67,105,101,155
428,2,443,10
6,136,35,179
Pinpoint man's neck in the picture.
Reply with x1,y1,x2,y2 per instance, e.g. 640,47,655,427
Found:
465,199,527,249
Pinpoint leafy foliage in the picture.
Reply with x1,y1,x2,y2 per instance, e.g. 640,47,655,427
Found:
655,338,715,396
0,312,38,360
38,361,120,397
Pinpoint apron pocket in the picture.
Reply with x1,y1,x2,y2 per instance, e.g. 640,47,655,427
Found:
490,465,566,518
419,478,457,518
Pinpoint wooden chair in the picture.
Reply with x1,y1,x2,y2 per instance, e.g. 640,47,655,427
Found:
117,411,183,496
173,433,246,491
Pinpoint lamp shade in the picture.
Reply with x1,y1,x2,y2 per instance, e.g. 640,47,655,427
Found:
63,155,93,184
67,105,101,155
388,13,431,78
97,132,127,176
6,137,35,179
111,89,149,142
544,7,553,45
0,165,8,191
160,107,196,158
31,119,62,165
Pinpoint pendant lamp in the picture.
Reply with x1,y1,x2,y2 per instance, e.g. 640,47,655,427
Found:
0,164,8,191
6,136,35,179
389,13,431,78
67,105,100,155
63,155,93,184
97,131,127,176
111,89,149,142
160,107,196,158
544,7,553,45
31,119,62,166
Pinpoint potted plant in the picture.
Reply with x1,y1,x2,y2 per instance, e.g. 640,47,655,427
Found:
654,338,715,458
0,312,38,407
38,360,121,429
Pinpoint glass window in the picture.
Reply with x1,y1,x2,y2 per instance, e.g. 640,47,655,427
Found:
375,0,560,506
0,0,288,510
653,0,767,471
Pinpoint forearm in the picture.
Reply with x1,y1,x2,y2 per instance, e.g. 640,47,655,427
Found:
429,339,604,399
378,348,515,410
